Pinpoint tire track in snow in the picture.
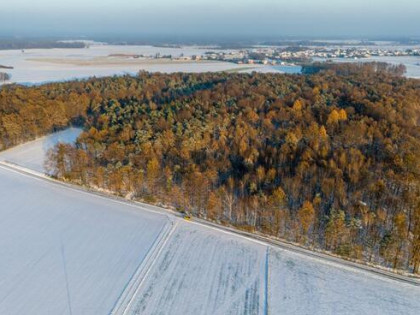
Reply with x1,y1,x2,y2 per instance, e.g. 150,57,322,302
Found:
60,238,73,315
210,245,265,315
110,219,179,315
264,247,269,315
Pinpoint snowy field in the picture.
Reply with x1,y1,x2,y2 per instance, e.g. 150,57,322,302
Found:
0,132,419,314
0,165,168,315
0,127,83,173
123,222,420,315
126,221,267,315
0,45,273,85
268,248,420,315
2,44,419,85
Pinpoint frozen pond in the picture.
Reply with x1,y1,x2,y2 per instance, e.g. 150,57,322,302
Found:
0,127,83,173
272,65,302,74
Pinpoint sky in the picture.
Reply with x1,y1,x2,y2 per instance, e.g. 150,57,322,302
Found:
1,0,420,40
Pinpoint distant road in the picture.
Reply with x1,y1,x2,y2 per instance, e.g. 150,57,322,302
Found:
1,160,419,288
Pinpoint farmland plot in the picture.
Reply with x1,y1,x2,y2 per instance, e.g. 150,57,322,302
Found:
0,165,168,315
126,221,267,315
268,248,420,315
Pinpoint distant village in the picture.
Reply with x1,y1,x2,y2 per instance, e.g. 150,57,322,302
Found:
148,46,420,66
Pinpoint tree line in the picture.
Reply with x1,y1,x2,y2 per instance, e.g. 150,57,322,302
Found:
0,39,86,50
1,65,419,273
301,61,407,76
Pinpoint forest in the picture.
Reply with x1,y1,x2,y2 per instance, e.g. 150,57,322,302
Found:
301,61,407,76
0,64,419,273
0,39,86,50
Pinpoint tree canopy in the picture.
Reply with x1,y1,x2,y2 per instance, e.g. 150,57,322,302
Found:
1,65,419,273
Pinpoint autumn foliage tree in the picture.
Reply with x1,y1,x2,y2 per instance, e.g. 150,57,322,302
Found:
3,65,420,273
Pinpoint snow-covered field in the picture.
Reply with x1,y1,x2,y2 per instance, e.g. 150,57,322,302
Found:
0,127,83,173
0,132,419,315
0,164,168,315
126,221,267,315
269,248,420,315
2,44,418,85
123,223,420,315
0,45,272,85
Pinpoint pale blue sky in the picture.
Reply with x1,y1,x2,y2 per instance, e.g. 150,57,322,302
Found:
1,0,419,39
